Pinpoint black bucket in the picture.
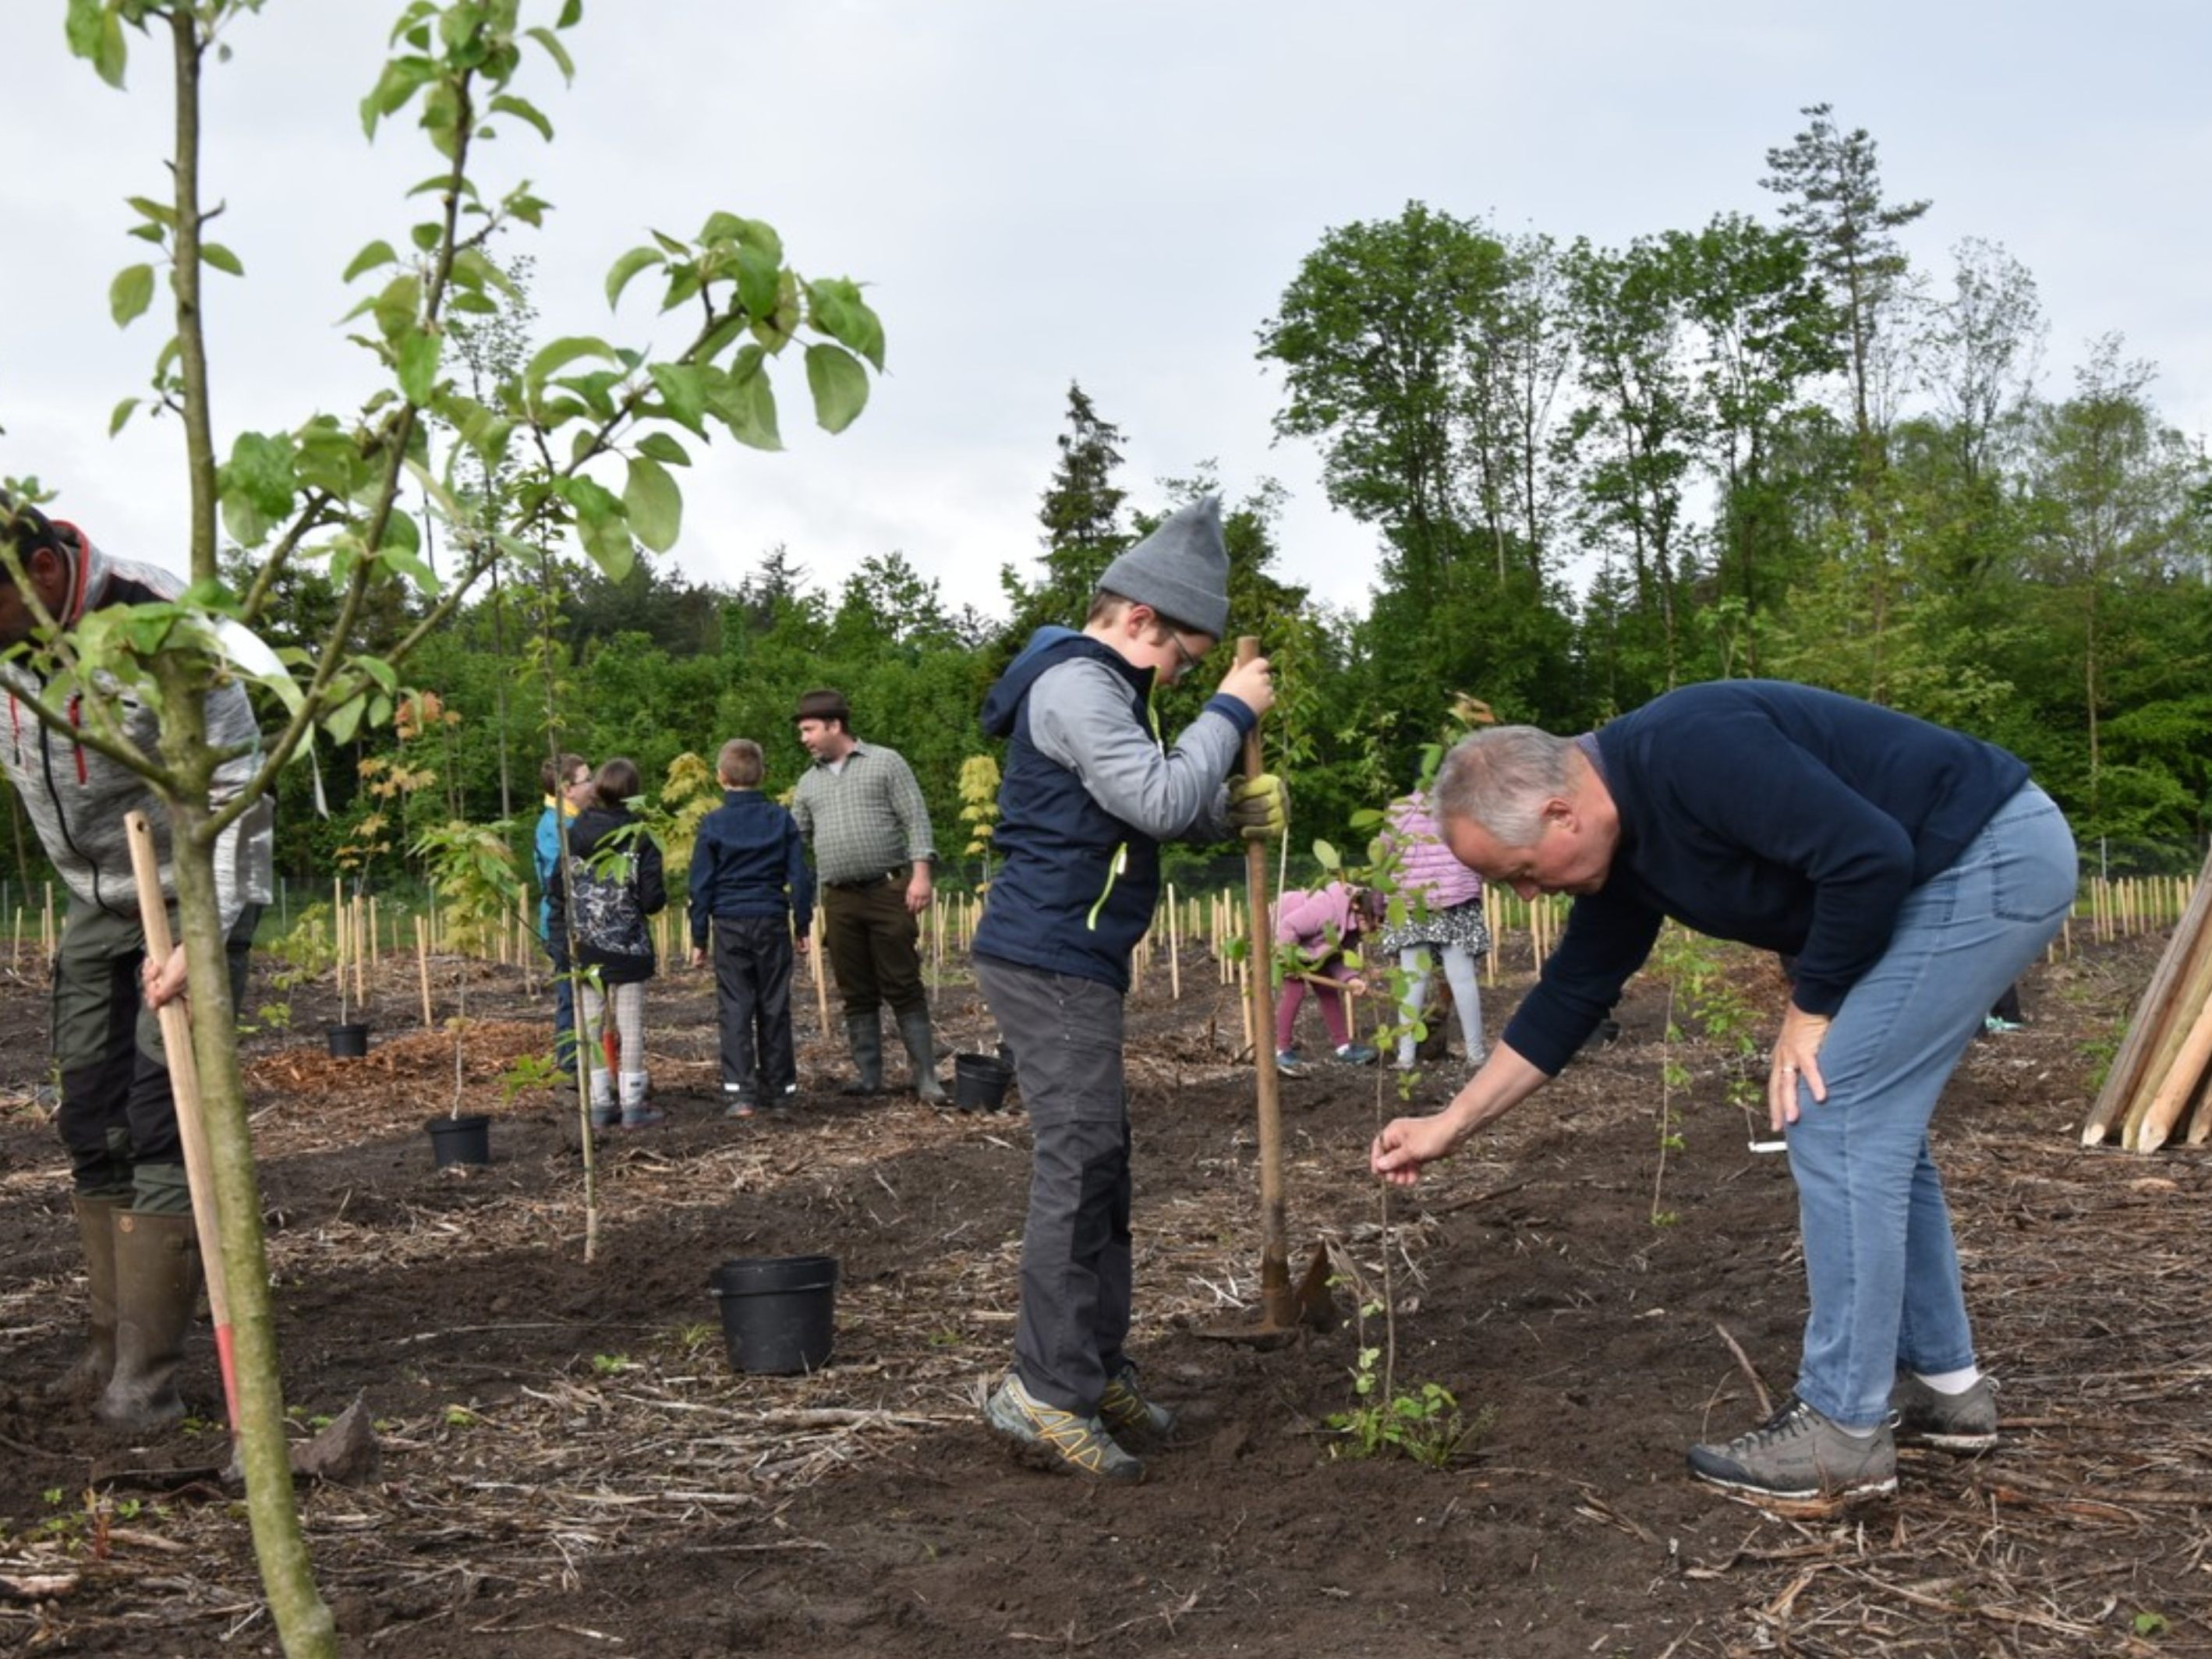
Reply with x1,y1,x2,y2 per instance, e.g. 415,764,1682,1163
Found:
710,1254,838,1374
327,1023,370,1059
426,1113,491,1168
952,1052,1013,1112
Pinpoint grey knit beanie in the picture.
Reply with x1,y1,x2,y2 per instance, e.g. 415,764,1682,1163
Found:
1098,496,1230,638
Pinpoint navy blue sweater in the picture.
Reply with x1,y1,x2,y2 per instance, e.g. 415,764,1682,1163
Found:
1503,681,2033,1074
688,789,815,948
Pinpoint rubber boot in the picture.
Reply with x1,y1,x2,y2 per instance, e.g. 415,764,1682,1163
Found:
841,1011,883,1097
97,1211,199,1431
589,1068,618,1132
898,1006,948,1104
619,1070,663,1129
50,1194,123,1402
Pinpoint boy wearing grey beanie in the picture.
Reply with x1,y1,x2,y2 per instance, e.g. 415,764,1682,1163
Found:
972,496,1287,1479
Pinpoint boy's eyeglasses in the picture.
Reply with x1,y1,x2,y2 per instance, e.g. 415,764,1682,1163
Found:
1166,631,1201,678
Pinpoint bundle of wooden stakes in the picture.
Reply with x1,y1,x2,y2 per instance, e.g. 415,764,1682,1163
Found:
2080,847,2212,1152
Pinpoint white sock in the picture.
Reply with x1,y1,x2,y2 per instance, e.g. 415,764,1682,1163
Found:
1913,1366,1981,1395
1831,1419,1880,1440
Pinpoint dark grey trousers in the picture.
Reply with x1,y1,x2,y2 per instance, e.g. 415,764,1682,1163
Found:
712,914,797,1097
53,898,260,1205
974,953,1131,1416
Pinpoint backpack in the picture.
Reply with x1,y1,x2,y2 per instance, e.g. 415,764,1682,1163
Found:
572,843,649,960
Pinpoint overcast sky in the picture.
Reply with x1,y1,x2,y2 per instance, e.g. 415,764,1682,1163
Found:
2,2,2206,624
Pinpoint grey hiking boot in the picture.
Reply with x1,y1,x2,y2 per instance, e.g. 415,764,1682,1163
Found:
984,1373,1144,1481
1891,1372,1999,1452
1686,1397,1895,1511
1098,1361,1179,1441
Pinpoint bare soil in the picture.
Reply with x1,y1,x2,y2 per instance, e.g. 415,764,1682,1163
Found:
2,928,2208,1657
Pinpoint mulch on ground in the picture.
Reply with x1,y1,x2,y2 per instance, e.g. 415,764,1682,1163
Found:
1,931,2207,1656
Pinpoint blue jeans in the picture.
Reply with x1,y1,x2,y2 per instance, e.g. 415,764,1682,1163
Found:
547,940,576,1066
1787,784,2075,1427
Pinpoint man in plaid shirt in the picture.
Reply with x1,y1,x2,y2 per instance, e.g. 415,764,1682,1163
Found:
790,688,946,1102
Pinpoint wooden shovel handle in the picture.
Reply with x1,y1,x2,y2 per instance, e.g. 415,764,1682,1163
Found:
122,812,238,1427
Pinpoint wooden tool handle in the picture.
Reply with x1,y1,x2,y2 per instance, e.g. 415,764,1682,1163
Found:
122,812,237,1426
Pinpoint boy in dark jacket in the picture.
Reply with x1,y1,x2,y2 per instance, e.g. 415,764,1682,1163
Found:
689,738,815,1117
972,496,1285,1480
548,757,667,1129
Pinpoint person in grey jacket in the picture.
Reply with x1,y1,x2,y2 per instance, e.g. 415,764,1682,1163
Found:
973,497,1285,1480
0,492,274,1430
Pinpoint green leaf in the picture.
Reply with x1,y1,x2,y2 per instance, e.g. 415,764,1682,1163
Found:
749,270,803,351
648,363,708,435
395,327,441,404
66,2,129,87
224,430,299,521
525,25,576,83
707,356,782,451
805,278,887,371
604,246,663,310
702,212,783,266
108,398,140,437
1312,838,1340,870
378,543,443,597
566,476,635,581
342,239,399,283
635,431,691,467
622,456,681,553
450,247,518,299
359,55,436,138
324,693,368,748
526,335,618,395
200,242,244,277
488,93,553,142
370,272,422,341
109,264,156,328
734,245,782,321
126,196,177,228
804,343,870,435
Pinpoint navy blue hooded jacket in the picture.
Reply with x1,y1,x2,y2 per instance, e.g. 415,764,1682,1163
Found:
973,628,1249,992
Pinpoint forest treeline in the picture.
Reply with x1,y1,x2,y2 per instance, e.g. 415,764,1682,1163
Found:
13,104,2207,896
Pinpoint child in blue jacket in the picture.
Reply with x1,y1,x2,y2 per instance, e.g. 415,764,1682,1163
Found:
688,738,815,1117
972,497,1284,1481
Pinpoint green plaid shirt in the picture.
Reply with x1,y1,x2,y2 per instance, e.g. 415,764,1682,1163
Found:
790,740,936,885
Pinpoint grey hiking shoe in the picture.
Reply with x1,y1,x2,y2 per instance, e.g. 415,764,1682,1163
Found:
1098,1361,1178,1440
1892,1373,1999,1452
1686,1397,1895,1510
984,1373,1144,1481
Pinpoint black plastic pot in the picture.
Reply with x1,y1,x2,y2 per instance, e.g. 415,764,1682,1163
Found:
426,1113,491,1168
951,1052,1014,1112
710,1254,838,1375
327,1022,370,1059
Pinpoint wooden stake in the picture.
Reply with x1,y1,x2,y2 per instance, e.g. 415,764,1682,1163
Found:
1230,638,1300,1328
2086,846,2212,1145
811,915,831,1037
417,914,434,1029
1167,881,1182,1001
2132,986,2212,1152
121,813,237,1431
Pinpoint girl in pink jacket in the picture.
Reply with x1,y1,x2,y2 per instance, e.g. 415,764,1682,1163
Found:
1272,880,1379,1074
1374,789,1491,1069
